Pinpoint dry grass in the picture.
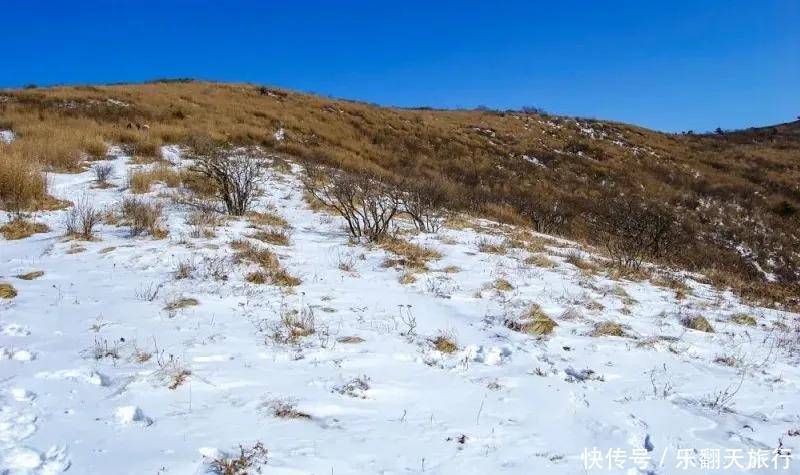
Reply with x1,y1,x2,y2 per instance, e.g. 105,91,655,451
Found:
0,282,18,299
1,81,797,307
129,165,181,193
206,442,268,475
250,229,290,246
730,313,757,326
525,253,556,268
477,238,508,255
590,321,630,338
120,197,168,238
0,218,49,240
432,333,458,353
0,149,49,213
398,272,416,284
15,270,44,280
269,400,311,420
164,297,199,311
247,210,288,228
379,236,441,270
493,278,514,291
337,335,365,344
682,315,715,333
232,239,300,287
505,304,557,336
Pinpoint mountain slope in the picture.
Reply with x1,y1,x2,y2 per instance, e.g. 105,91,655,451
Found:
0,81,798,306
1,147,798,473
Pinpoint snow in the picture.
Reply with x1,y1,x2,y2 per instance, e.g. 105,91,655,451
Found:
0,130,14,144
1,149,799,474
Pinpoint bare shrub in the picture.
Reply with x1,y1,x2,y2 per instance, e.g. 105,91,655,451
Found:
192,151,265,216
302,163,400,241
401,180,449,233
120,197,167,237
590,197,680,269
64,197,101,240
92,163,114,184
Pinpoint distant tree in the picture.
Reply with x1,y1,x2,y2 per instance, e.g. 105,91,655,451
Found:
715,127,724,135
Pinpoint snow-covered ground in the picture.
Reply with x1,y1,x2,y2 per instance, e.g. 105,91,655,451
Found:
1,149,799,474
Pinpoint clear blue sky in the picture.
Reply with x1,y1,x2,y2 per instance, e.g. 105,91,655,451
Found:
2,0,797,132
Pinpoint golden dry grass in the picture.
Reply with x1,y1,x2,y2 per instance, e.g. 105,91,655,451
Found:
232,239,300,287
432,334,458,353
0,218,49,240
379,236,441,270
590,321,629,338
250,229,290,246
129,165,181,193
0,282,18,299
0,81,797,307
505,304,557,336
15,270,44,280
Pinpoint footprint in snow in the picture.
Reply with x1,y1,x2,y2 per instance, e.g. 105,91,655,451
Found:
8,387,37,402
463,345,512,366
1,348,36,362
35,368,110,387
1,324,31,337
1,445,70,474
114,405,153,426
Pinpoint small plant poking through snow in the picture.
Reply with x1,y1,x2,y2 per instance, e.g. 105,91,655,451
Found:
590,321,629,338
268,399,311,419
0,282,19,299
1,218,49,240
92,163,114,186
206,442,268,475
333,376,371,399
432,333,458,353
120,196,167,238
505,304,557,336
682,315,715,333
64,196,102,240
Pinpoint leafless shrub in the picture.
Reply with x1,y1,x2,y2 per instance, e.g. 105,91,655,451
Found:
92,163,114,183
302,163,400,241
153,341,191,389
87,338,120,361
64,196,101,240
174,260,195,279
703,371,745,411
401,180,449,233
135,281,164,301
206,442,268,475
506,190,569,234
590,197,680,269
192,151,265,216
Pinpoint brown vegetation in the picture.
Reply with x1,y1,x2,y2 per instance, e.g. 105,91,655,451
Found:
0,81,797,307
1,218,48,240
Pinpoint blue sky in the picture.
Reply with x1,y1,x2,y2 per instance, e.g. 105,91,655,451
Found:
1,0,797,132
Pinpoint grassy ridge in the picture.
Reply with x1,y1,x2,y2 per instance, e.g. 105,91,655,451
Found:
1,80,798,306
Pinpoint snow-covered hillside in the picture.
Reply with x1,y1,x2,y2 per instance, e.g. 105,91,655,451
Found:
1,148,798,474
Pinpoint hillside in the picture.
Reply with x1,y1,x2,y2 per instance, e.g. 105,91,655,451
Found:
1,80,798,308
1,145,798,473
